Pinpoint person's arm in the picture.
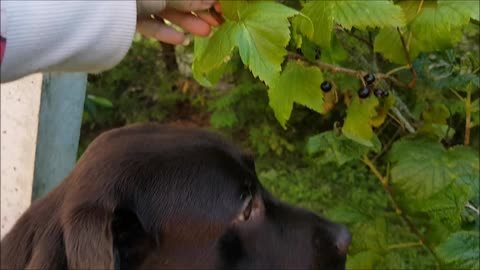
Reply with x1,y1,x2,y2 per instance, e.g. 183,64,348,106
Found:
0,0,145,83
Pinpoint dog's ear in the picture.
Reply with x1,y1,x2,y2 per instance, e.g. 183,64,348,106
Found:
62,206,115,269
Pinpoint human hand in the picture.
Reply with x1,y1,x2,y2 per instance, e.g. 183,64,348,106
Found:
136,0,223,45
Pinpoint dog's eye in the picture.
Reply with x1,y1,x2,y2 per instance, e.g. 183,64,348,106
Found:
237,196,253,222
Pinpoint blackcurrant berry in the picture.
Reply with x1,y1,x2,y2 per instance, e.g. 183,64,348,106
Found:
382,90,389,97
363,73,376,85
315,48,321,60
358,87,370,99
321,81,332,92
374,89,383,97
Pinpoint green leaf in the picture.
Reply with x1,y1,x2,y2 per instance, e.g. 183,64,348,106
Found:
210,110,238,128
447,146,480,187
306,131,380,166
436,231,480,270
347,251,383,270
389,139,454,199
193,25,237,86
389,140,479,200
299,1,334,49
342,96,379,147
87,95,113,108
216,1,299,85
375,1,475,64
333,1,405,31
410,183,473,229
268,61,324,128
302,0,405,49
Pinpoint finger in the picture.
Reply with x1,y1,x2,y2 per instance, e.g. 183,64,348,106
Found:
167,0,215,12
214,1,222,14
195,10,221,27
160,9,212,37
137,19,186,45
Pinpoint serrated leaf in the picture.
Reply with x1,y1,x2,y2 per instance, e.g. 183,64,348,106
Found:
333,1,405,30
407,2,465,52
447,146,480,194
306,131,381,166
376,1,474,64
411,183,473,229
299,1,334,49
302,0,404,49
389,140,478,200
268,61,324,128
436,231,480,270
374,27,422,65
342,97,379,147
193,25,237,86
389,139,455,199
195,1,298,86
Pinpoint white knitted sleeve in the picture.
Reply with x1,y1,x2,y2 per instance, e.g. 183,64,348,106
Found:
1,0,138,83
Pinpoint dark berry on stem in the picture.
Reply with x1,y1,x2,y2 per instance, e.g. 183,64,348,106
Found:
358,87,370,99
321,81,332,92
315,48,321,60
382,90,389,97
363,73,376,85
374,89,383,97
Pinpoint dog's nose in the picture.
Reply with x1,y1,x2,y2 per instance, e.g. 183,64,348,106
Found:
334,225,351,256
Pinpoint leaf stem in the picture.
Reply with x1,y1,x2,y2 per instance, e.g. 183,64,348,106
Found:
362,156,440,264
287,52,408,89
386,65,411,76
387,242,423,250
396,28,417,88
465,87,472,146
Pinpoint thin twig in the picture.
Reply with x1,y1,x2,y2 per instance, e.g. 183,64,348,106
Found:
391,107,416,133
287,52,409,89
466,202,480,215
396,28,417,88
362,156,440,264
387,242,423,251
465,87,472,146
386,65,411,76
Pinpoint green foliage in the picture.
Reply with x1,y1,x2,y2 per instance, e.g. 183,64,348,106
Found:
389,139,479,199
299,0,405,49
82,1,480,269
268,60,324,128
437,231,480,270
306,130,380,165
195,0,299,86
375,1,478,64
342,96,379,147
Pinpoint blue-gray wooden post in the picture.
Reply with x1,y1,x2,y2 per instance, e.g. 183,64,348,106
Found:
31,73,87,201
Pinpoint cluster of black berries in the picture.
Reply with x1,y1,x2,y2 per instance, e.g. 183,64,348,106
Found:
358,73,388,99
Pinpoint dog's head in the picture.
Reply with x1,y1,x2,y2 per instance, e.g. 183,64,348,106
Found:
77,124,350,270
2,123,350,270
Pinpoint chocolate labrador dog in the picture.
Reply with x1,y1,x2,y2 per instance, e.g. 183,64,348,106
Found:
1,123,351,270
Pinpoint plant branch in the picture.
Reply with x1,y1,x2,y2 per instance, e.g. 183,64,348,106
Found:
386,65,411,76
387,242,423,250
287,52,408,89
362,156,440,264
396,28,417,88
391,107,416,133
466,202,480,215
465,87,472,146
